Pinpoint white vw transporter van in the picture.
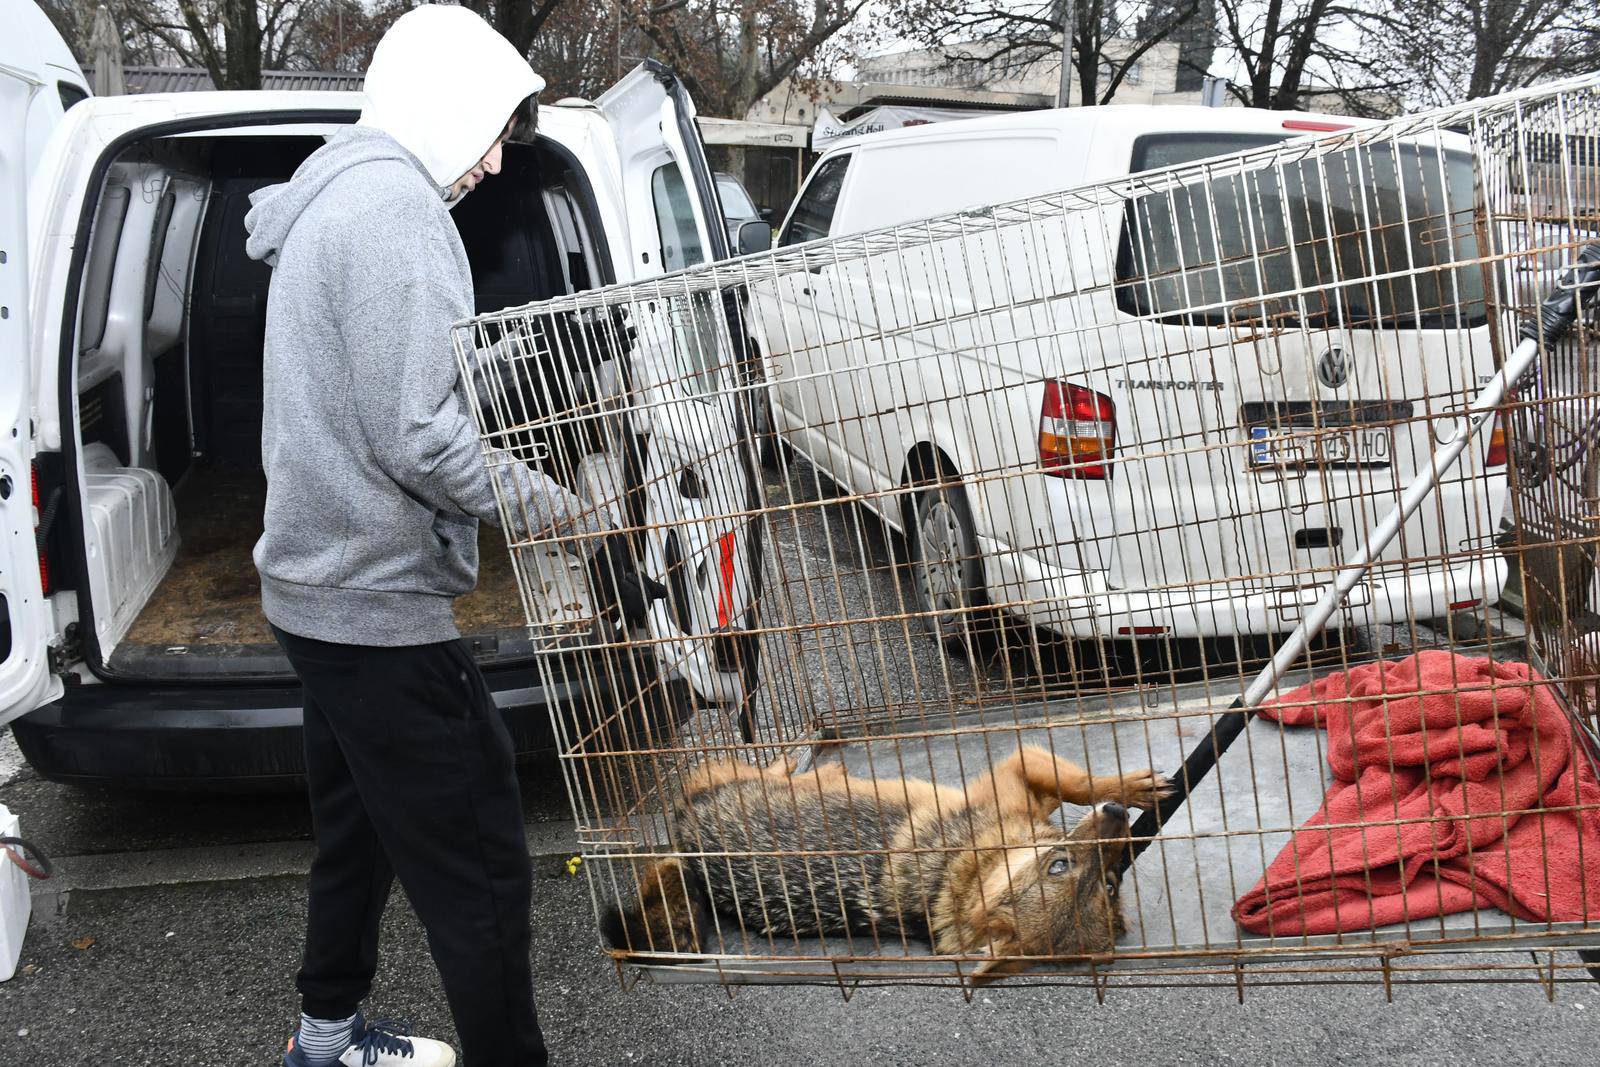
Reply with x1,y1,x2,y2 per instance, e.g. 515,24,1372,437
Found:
758,107,1508,656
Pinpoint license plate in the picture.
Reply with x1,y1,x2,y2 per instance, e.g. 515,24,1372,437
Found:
1248,424,1393,468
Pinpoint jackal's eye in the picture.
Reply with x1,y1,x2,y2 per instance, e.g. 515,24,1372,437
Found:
1104,877,1118,898
1047,857,1071,876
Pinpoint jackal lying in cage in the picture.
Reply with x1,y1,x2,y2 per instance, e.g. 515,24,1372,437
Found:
602,746,1171,980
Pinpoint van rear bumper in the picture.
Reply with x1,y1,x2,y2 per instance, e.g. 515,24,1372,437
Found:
981,539,1509,639
11,664,585,790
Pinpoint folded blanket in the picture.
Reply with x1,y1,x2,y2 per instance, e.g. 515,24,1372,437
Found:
1233,651,1600,935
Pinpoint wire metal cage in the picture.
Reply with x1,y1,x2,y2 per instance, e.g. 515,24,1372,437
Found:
454,75,1600,995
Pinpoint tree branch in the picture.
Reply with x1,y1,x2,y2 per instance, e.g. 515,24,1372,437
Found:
171,0,227,86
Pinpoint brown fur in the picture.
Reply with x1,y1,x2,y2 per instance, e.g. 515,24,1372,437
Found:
602,745,1170,981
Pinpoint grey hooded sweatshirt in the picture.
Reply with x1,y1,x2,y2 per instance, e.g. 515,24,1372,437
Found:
244,7,590,646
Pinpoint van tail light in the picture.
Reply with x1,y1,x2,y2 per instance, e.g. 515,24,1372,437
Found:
1486,416,1508,468
1040,381,1116,479
31,462,51,596
715,531,737,628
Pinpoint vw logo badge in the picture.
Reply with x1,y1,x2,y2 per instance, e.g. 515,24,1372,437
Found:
1316,345,1350,389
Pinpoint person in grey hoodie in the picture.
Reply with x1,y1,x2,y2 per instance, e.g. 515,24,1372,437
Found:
244,8,657,1066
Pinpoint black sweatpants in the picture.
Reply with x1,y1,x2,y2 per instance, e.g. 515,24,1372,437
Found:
274,625,548,1067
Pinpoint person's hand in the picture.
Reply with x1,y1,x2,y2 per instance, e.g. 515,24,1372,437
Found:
588,532,667,626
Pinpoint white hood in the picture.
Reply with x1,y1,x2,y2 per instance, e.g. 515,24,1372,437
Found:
358,4,545,192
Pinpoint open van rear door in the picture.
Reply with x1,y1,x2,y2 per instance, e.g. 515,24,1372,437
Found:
597,60,729,267
597,64,764,710
0,66,63,727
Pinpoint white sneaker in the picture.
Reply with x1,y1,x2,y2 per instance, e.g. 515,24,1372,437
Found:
286,1016,456,1067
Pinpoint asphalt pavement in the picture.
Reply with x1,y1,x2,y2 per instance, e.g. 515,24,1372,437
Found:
3,738,1599,1067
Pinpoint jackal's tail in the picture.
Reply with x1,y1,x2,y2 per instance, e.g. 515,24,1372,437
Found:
599,858,713,961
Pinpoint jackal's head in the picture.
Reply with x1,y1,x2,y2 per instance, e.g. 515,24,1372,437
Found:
600,858,712,962
964,802,1131,983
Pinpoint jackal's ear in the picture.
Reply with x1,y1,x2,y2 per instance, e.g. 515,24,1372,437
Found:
964,909,1026,985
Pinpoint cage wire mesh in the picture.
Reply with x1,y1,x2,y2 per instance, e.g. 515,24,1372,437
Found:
454,75,1600,995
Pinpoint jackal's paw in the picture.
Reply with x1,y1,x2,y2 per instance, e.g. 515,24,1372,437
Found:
1115,769,1173,811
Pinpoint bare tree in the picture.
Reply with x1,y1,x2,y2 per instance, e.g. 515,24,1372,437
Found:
1371,0,1600,106
36,0,89,60
285,0,410,72
458,0,568,60
525,0,631,99
1211,0,1405,111
56,0,875,119
1143,0,1216,92
103,0,564,87
116,0,309,89
888,0,1201,106
103,0,642,98
632,0,883,118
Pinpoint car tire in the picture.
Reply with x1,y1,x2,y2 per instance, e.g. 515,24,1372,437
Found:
753,388,787,472
905,470,1001,664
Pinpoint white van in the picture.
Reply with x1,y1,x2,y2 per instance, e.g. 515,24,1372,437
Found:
757,107,1509,654
0,37,763,783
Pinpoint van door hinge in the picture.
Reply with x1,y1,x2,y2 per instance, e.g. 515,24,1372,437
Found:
48,622,83,676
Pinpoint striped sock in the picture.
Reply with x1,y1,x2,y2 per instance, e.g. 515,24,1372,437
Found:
295,1012,358,1066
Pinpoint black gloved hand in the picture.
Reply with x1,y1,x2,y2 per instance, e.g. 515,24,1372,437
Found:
588,532,667,626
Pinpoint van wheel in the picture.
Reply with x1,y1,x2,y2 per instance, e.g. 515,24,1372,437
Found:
906,474,1000,663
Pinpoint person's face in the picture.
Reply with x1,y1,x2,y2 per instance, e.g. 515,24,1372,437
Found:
450,118,515,197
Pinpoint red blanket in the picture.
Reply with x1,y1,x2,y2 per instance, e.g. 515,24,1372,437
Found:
1233,651,1600,935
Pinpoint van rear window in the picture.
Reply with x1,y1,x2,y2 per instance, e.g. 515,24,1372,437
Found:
780,155,850,247
58,81,88,112
1116,132,1487,329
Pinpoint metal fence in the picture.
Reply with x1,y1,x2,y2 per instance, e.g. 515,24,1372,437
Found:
454,75,1600,995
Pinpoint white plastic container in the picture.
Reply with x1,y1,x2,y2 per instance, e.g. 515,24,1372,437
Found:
0,803,30,981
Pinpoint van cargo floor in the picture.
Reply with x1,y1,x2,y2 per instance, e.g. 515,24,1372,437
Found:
110,465,527,674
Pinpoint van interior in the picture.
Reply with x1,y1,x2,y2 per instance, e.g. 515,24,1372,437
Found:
67,128,608,679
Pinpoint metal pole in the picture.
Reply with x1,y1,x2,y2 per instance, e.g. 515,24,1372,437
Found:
1056,0,1075,107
